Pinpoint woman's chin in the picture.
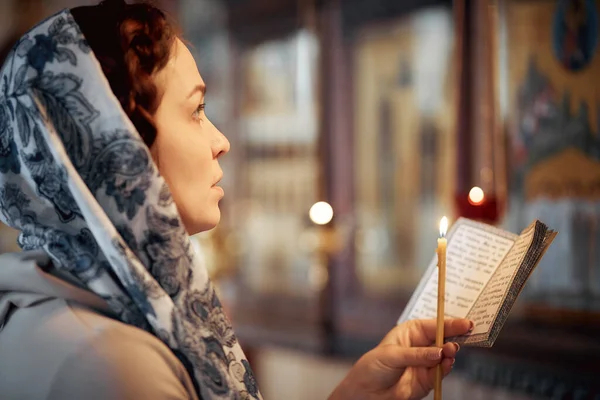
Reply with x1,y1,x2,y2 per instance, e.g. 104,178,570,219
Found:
183,211,221,235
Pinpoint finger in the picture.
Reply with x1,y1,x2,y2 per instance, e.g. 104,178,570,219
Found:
423,358,455,392
375,345,444,370
441,341,460,359
441,357,455,375
400,318,474,346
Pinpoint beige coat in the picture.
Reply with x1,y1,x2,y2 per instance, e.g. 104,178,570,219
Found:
0,251,199,400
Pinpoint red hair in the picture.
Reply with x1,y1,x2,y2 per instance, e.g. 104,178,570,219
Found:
71,0,177,147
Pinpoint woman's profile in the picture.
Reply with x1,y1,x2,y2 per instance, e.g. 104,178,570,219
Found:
0,1,471,399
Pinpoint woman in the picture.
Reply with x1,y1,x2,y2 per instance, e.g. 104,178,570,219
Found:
0,1,473,399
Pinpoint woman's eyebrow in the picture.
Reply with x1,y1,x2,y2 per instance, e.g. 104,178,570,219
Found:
187,83,206,99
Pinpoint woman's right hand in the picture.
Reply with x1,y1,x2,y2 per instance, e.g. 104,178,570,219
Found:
328,318,473,400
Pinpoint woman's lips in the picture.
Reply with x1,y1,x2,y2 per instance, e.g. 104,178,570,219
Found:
212,186,224,196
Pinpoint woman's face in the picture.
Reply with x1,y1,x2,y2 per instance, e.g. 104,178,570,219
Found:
152,39,230,235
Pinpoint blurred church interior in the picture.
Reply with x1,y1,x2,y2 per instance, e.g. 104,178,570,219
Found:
1,0,600,398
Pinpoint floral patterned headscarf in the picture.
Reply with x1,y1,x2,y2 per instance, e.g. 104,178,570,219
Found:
0,9,260,400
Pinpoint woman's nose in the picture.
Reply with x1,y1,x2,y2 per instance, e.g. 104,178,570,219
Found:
212,123,230,158
219,130,231,156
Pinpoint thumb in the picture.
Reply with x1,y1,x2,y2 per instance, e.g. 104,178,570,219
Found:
375,345,444,371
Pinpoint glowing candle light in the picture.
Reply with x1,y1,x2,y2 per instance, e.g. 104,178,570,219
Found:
309,201,334,225
468,186,485,206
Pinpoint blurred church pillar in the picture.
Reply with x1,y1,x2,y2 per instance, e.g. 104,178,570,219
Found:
455,0,506,223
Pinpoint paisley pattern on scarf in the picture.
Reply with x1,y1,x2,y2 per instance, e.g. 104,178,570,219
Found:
0,10,260,399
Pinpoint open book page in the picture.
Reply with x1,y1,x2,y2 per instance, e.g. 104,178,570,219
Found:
398,218,517,323
459,221,538,345
478,223,557,347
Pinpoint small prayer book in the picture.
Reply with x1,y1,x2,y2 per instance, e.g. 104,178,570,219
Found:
398,218,557,347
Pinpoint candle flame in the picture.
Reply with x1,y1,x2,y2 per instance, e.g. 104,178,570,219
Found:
439,216,448,237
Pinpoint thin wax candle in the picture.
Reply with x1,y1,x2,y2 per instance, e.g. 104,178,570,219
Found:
434,216,448,400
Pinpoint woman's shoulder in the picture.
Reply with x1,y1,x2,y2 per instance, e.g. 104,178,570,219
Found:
0,250,199,400
47,304,199,400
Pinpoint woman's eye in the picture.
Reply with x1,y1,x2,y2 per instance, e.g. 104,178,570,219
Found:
192,103,206,121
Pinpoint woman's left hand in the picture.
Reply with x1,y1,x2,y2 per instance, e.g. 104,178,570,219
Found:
329,318,473,400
